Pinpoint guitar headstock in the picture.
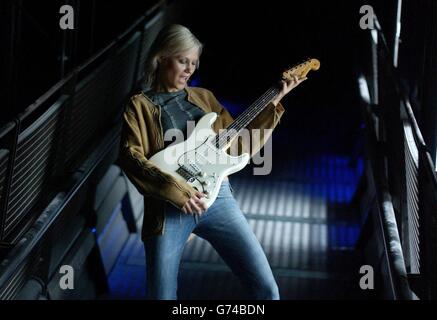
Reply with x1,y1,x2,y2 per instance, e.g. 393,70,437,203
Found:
282,58,320,80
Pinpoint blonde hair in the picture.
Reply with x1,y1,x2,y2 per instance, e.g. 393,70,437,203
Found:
144,24,203,88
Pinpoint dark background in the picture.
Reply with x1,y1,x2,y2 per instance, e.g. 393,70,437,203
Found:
2,0,437,301
1,0,366,153
1,0,434,155
177,0,364,152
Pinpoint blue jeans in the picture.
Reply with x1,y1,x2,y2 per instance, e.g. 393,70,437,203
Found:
144,181,280,300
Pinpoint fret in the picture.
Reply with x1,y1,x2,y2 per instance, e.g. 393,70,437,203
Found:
214,86,279,150
212,58,320,151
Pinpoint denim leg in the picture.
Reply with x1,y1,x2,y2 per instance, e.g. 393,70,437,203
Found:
144,204,196,300
194,181,280,300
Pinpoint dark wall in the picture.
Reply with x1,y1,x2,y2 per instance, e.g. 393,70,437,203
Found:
2,0,395,154
174,0,364,149
1,0,158,124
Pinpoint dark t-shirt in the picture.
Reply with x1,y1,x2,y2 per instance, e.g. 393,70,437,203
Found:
144,89,206,147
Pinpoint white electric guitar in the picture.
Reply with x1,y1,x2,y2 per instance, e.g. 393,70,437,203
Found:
150,58,320,208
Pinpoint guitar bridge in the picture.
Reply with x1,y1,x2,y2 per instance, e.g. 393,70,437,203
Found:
176,163,201,181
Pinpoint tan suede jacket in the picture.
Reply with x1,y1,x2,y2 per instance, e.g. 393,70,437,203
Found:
118,86,285,240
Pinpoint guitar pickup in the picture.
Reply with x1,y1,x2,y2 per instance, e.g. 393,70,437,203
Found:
176,163,201,180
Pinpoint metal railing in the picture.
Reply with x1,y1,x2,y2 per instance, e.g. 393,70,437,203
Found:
360,12,437,299
0,1,169,299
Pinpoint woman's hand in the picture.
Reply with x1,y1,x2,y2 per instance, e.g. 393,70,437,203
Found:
271,75,307,106
182,191,208,215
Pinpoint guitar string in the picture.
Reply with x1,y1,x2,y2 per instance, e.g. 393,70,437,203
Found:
228,87,279,131
221,88,279,146
216,88,278,149
215,87,279,149
216,88,277,144
217,63,312,148
213,62,311,149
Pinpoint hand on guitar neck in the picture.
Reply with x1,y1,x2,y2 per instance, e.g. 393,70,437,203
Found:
271,75,307,107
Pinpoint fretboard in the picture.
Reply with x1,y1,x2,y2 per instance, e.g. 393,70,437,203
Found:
214,86,280,150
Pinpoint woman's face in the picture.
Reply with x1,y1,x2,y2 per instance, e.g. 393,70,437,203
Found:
157,48,199,92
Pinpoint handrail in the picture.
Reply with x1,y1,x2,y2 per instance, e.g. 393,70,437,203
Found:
0,2,166,297
16,72,76,125
0,124,120,290
6,4,164,131
0,122,16,141
0,121,18,247
402,94,427,151
373,10,437,213
362,91,412,299
366,11,437,299
378,189,412,299
371,14,428,152
116,16,145,43
76,40,117,76
0,3,163,245
145,0,167,17
76,1,165,78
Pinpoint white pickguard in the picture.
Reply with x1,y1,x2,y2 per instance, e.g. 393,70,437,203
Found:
149,112,250,208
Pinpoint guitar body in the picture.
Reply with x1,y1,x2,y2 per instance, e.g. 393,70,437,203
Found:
149,112,250,208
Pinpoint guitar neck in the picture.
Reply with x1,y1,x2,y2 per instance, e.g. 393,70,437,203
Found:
214,86,280,150
212,58,320,151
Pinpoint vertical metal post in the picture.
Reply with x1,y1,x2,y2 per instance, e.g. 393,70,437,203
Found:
393,0,402,67
420,0,437,169
60,0,79,78
5,0,23,121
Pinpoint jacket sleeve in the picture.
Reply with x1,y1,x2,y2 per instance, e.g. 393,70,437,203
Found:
208,91,285,158
118,100,197,209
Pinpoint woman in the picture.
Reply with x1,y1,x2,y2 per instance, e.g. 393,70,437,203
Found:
118,24,306,300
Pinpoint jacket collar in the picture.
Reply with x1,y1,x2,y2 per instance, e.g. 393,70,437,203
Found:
141,86,210,113
185,87,210,113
